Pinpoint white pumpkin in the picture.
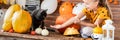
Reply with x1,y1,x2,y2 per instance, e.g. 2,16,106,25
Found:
35,28,42,34
41,0,58,14
72,3,86,20
41,29,49,36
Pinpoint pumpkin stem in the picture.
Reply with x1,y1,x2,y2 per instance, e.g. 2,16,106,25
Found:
44,26,47,29
39,25,42,28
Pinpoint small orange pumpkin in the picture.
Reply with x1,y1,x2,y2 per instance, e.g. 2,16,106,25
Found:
108,0,113,3
59,1,73,15
113,0,119,5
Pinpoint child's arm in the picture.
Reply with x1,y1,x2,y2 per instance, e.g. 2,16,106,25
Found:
79,21,96,27
60,12,85,28
94,18,104,25
79,18,104,27
51,12,85,29
78,7,107,27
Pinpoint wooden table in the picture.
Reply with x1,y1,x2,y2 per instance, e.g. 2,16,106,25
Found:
0,31,92,40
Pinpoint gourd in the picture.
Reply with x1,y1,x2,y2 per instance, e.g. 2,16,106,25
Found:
2,4,21,32
12,10,32,33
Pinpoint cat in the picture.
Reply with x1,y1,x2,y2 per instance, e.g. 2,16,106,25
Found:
31,9,47,30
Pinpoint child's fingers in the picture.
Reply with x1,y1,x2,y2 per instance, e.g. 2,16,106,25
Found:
50,25,62,29
50,25,55,28
74,19,80,24
50,25,59,29
74,19,77,24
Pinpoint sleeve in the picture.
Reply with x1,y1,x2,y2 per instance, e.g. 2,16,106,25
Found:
97,7,110,19
72,3,86,15
72,3,87,20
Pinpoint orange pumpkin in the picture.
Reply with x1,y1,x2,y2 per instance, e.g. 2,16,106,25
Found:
114,0,119,5
56,1,80,34
108,0,113,3
55,15,73,24
0,0,2,4
59,1,73,15
12,10,32,33
55,15,80,33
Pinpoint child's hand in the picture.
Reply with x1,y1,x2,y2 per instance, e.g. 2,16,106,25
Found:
74,18,80,24
50,25,63,29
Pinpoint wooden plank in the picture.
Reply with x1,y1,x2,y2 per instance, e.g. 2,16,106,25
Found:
0,31,92,40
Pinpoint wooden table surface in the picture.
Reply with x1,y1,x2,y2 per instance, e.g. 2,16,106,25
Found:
0,31,93,40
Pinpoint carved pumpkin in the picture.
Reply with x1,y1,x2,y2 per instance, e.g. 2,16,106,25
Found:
55,15,80,33
59,1,73,15
2,4,21,32
12,10,32,33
